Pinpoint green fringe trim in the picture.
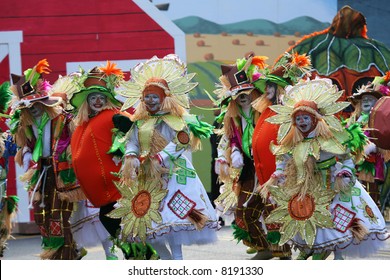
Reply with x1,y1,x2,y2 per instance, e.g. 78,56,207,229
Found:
6,195,19,214
231,223,251,243
357,161,375,176
9,110,21,134
266,231,281,244
59,169,76,185
185,115,214,139
108,128,126,156
42,236,65,250
344,122,367,154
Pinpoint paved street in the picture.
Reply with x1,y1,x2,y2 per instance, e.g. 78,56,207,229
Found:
2,223,390,260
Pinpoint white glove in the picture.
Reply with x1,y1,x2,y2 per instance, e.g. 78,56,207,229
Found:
364,141,377,156
23,152,32,172
271,169,285,185
231,149,244,168
122,155,140,181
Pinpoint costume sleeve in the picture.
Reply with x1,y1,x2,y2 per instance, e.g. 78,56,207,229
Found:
156,126,190,166
125,125,140,156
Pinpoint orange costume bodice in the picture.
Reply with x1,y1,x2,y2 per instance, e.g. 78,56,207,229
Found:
252,107,278,185
71,109,121,207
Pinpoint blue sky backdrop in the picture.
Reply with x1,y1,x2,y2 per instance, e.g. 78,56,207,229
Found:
154,0,337,23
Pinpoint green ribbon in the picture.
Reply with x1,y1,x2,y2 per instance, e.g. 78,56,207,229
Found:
238,107,254,159
32,112,50,162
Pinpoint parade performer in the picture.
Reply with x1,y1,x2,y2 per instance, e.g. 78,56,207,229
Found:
47,82,118,260
263,77,388,260
348,75,390,207
110,54,218,260
0,82,18,257
252,52,312,259
9,59,80,259
69,62,156,259
213,53,289,259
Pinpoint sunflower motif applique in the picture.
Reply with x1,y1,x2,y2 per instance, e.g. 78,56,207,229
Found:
357,197,379,225
108,180,168,242
265,185,336,247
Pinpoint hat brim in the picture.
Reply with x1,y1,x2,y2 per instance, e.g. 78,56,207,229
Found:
253,75,290,93
350,90,383,100
16,96,62,110
70,86,122,109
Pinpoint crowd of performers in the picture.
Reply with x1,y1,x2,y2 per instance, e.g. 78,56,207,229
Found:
0,50,389,260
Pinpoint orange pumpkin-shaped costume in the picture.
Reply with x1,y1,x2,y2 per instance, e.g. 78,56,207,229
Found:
71,109,121,207
252,107,278,185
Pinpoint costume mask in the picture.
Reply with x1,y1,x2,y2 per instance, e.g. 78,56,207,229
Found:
361,95,378,113
295,112,315,135
87,92,107,114
237,93,251,109
28,102,44,118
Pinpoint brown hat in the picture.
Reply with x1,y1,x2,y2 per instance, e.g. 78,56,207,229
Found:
10,59,61,110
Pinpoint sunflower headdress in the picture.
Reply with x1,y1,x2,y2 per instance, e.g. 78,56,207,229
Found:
117,54,198,119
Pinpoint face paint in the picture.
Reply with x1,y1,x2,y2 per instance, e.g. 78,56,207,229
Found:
266,83,276,101
28,102,44,118
361,95,378,113
295,113,314,134
237,93,251,109
87,92,107,113
144,93,161,114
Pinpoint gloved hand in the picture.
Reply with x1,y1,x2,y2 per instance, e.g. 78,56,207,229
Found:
364,141,377,156
122,155,140,181
271,169,285,185
231,149,244,168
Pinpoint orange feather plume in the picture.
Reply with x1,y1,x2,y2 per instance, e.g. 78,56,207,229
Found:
291,52,311,67
99,61,124,79
251,56,269,69
384,71,390,83
36,59,51,74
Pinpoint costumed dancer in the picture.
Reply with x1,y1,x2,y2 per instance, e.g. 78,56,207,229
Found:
111,54,219,260
263,77,389,260
348,75,390,207
9,59,82,259
47,81,118,260
213,53,284,259
0,82,19,257
68,62,156,259
251,52,312,259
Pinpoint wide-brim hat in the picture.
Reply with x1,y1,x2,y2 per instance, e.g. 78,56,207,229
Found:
350,84,383,101
70,85,122,109
253,73,290,93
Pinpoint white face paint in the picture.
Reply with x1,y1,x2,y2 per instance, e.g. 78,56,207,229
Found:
28,102,44,118
295,113,313,134
237,93,251,109
361,95,378,113
87,92,107,113
144,93,161,114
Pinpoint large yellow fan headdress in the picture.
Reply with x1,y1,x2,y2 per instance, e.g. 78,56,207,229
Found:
267,77,350,145
117,54,198,113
